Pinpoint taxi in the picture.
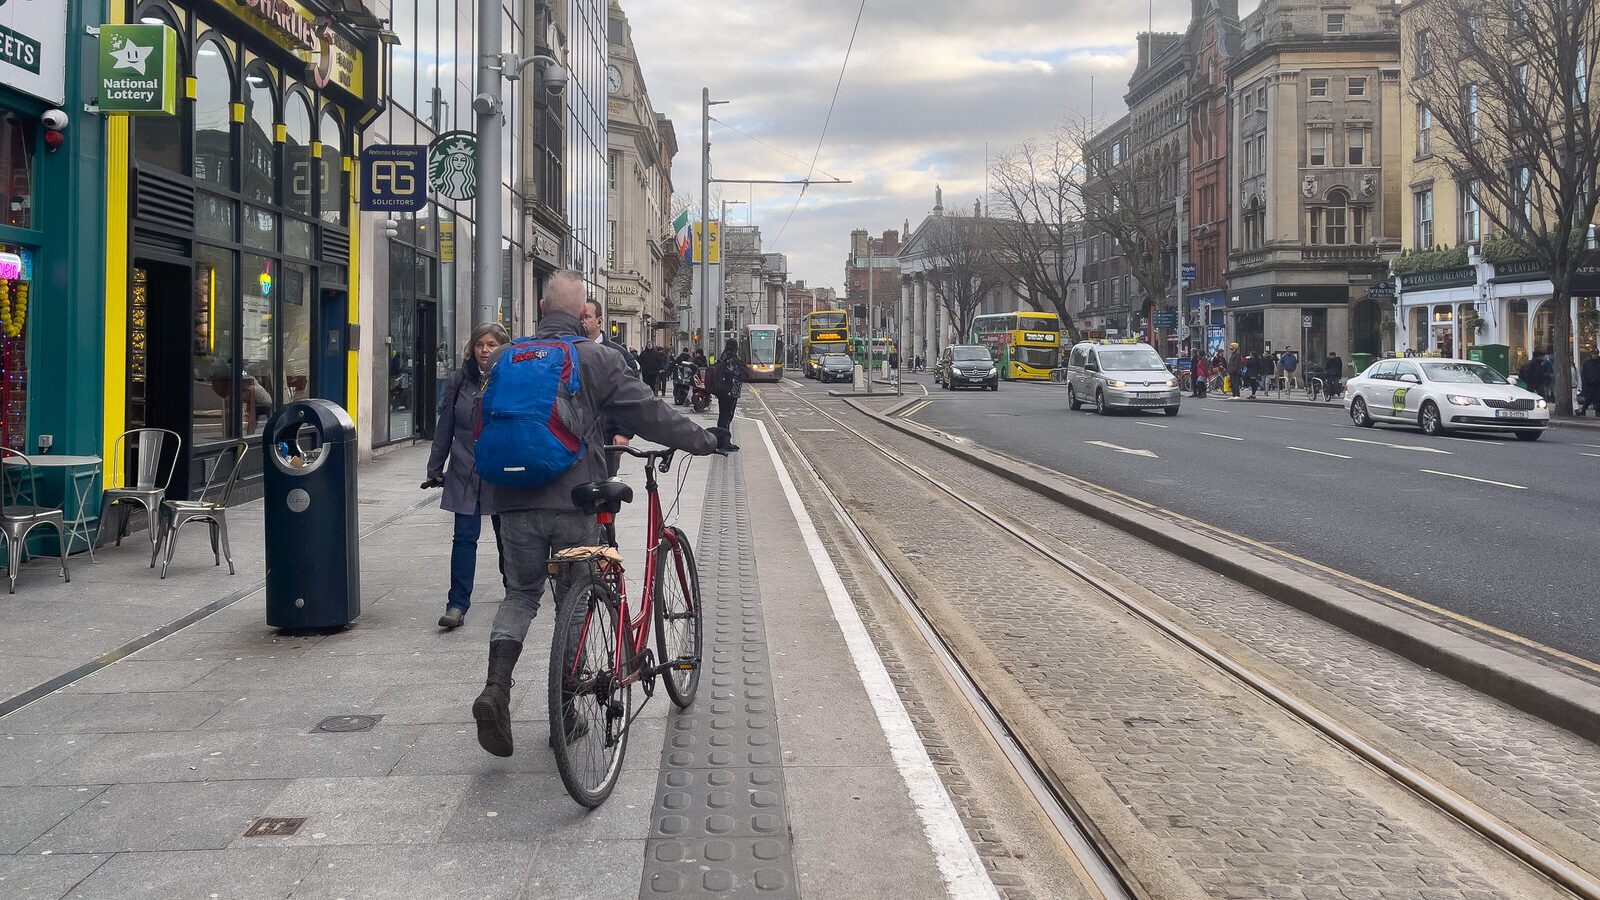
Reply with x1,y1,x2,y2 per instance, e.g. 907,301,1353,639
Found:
1344,358,1549,440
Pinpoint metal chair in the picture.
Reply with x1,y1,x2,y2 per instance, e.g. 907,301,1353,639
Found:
0,447,71,594
154,441,248,579
96,428,182,551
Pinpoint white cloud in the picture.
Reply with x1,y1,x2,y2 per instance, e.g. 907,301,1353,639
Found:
621,0,1221,289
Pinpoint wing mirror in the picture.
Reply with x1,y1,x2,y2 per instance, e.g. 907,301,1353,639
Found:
1400,373,1421,384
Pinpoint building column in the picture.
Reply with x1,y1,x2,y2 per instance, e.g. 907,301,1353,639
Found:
899,280,912,362
922,277,936,364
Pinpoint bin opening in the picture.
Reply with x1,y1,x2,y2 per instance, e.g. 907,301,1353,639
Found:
273,422,326,470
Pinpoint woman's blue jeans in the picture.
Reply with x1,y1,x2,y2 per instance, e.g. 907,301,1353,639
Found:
447,505,503,613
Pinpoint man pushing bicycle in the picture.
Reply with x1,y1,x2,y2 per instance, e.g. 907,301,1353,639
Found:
470,269,729,758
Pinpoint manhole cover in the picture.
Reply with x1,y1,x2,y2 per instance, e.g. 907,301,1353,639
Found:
311,714,382,733
244,817,307,837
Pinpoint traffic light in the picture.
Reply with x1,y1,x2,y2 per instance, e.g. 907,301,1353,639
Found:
610,322,619,338
853,304,867,319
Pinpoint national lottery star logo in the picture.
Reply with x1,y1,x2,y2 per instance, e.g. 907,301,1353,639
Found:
107,33,153,75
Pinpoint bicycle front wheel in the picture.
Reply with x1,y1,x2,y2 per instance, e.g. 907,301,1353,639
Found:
654,526,704,708
550,578,632,808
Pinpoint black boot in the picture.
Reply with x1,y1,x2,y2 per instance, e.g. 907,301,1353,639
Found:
473,640,521,757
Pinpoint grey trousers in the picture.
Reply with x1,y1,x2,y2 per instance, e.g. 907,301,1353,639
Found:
490,508,601,643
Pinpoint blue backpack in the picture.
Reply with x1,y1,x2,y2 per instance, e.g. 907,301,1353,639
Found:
475,335,589,488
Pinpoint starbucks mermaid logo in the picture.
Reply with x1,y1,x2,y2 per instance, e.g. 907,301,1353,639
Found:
427,131,479,201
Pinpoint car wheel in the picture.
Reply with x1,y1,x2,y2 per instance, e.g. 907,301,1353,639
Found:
1164,406,1179,417
990,383,999,392
1067,385,1082,410
1419,401,1447,436
1095,389,1110,415
1515,430,1543,442
1350,396,1374,428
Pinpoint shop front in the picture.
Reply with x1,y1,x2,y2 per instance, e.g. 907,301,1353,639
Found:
104,0,381,498
1225,284,1350,361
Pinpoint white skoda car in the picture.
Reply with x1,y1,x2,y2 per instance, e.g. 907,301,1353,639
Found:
1344,358,1549,440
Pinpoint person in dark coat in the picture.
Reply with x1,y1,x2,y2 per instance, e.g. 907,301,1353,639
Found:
424,322,511,630
709,339,744,450
1580,353,1600,415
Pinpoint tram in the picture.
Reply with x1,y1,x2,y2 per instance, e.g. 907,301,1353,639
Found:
739,324,784,382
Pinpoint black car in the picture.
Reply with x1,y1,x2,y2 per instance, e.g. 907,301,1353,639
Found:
817,353,856,383
936,345,999,391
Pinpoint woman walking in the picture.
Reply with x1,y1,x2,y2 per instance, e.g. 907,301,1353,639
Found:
423,323,510,630
710,339,744,451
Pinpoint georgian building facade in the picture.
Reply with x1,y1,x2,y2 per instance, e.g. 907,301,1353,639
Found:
604,1,671,349
1186,0,1243,354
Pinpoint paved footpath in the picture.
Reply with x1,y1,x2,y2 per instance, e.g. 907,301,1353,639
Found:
0,421,985,899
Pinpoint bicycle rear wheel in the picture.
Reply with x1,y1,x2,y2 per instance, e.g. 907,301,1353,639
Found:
549,578,632,808
653,526,704,708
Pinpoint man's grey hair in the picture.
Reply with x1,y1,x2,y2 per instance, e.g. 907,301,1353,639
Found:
541,270,587,317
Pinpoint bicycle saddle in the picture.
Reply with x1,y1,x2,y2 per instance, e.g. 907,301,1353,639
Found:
571,480,634,515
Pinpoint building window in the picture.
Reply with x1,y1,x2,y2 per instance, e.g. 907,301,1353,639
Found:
1326,13,1344,34
1577,48,1589,104
1459,181,1482,242
318,109,346,227
607,151,619,191
1309,77,1329,99
193,40,236,190
1466,84,1480,142
284,93,314,217
1414,188,1434,247
242,68,277,206
1416,29,1434,73
1511,165,1532,229
1418,104,1433,156
607,219,616,270
1309,129,1328,166
1325,191,1349,244
1347,129,1367,166
1352,205,1368,245
1347,76,1367,98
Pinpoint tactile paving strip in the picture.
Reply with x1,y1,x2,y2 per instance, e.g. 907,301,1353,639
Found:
639,452,800,898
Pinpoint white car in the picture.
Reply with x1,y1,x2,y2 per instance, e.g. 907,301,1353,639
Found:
1344,358,1549,440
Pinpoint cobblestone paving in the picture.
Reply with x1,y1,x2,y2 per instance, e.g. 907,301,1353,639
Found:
761,389,1559,899
845,407,1600,865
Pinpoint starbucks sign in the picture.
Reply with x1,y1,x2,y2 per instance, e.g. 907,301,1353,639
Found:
427,131,478,201
0,0,70,105
98,24,178,115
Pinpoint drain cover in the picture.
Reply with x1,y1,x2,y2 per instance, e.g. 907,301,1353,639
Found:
244,817,307,837
311,714,382,733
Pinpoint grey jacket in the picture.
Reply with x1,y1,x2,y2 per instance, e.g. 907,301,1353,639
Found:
427,366,494,516
489,311,719,513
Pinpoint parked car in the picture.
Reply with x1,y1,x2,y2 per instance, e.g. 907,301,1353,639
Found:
935,345,999,391
816,353,855,384
1064,340,1180,415
1344,358,1549,440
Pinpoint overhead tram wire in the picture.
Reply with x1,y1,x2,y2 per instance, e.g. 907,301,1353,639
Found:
709,115,847,184
772,0,869,251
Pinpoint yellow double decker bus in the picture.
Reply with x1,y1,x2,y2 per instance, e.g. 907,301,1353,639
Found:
801,310,850,378
970,311,1061,380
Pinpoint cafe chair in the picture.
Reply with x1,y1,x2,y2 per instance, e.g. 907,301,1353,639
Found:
0,447,71,594
155,440,248,579
97,428,182,552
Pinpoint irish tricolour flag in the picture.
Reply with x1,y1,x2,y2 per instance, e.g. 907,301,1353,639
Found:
673,210,693,264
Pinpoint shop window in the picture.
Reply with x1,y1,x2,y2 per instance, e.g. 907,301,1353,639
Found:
281,263,311,403
0,244,30,450
196,193,236,242
243,68,277,205
283,219,312,259
242,205,277,251
284,92,313,217
193,40,236,189
194,245,237,444
1,117,34,229
132,5,183,173
241,254,276,435
319,109,346,226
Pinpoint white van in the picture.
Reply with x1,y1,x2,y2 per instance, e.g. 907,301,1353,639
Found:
1064,340,1180,416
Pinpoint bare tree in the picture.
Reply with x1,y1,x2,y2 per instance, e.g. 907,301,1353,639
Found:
921,205,1002,341
988,130,1087,344
1066,116,1179,327
1408,0,1600,413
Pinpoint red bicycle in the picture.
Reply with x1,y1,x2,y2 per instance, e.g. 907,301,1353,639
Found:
546,445,707,807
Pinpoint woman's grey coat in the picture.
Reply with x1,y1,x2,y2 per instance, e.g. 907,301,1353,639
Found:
427,366,495,516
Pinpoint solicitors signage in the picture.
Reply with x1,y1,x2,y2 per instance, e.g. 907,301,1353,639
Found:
97,24,178,116
0,0,69,105
360,144,427,212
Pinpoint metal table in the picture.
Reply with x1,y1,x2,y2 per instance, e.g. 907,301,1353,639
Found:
3,454,103,560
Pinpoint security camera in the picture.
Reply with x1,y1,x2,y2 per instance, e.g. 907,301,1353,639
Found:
41,109,68,131
542,64,568,95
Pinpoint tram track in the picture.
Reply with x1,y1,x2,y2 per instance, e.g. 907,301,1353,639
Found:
757,382,1600,900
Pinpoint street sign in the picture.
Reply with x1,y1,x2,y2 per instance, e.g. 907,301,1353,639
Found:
361,144,428,212
97,24,178,115
1153,309,1179,329
427,131,478,201
1181,262,1197,282
1367,282,1396,300
1302,315,1314,328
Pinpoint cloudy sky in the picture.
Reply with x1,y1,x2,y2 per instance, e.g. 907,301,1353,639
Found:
621,0,1263,290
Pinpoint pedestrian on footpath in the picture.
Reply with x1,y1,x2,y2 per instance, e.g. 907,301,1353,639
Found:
423,322,511,630
1191,352,1208,398
1226,343,1242,397
709,338,744,451
888,349,900,385
1280,348,1299,394
582,298,639,478
1579,353,1600,415
1323,350,1344,397
1518,349,1550,399
472,271,725,758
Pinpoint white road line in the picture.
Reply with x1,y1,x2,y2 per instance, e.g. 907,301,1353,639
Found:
1420,468,1528,490
1257,414,1297,421
757,420,998,899
1084,440,1159,458
1199,431,1244,441
1136,422,1170,428
1287,446,1353,459
1339,437,1452,454
798,428,837,433
1583,452,1600,459
1579,443,1600,449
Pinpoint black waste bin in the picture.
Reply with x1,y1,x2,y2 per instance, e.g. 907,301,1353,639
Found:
263,399,360,629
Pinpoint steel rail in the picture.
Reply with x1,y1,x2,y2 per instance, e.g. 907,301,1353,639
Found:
766,384,1600,900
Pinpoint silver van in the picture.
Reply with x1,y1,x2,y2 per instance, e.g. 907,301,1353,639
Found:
1064,340,1180,416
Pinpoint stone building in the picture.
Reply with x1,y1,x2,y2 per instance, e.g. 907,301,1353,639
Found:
1226,0,1401,363
846,229,902,346
1186,0,1244,355
1081,115,1135,337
